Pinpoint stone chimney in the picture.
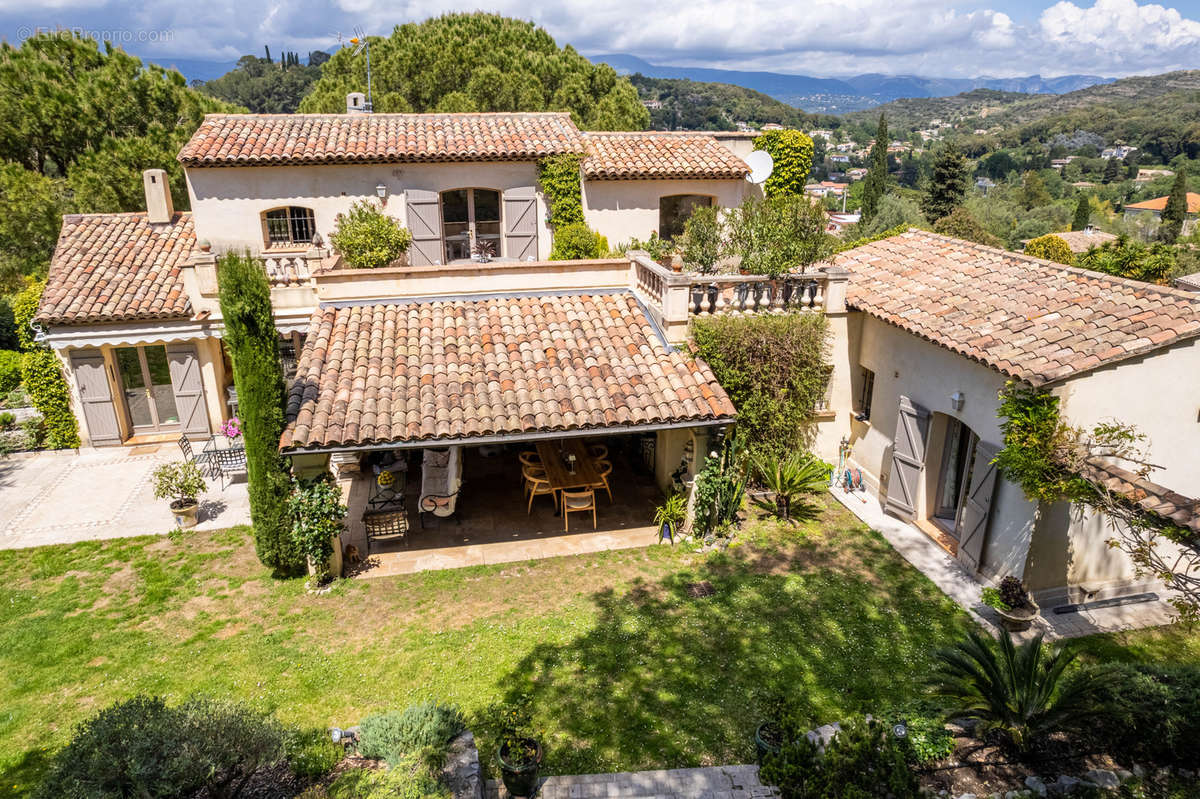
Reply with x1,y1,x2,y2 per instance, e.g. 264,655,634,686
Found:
346,92,370,114
143,169,174,224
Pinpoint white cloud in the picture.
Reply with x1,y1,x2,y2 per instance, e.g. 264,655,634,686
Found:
0,0,1197,78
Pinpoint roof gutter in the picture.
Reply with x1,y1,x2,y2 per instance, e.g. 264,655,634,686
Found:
282,416,735,457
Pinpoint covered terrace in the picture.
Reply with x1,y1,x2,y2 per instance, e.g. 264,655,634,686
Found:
281,288,737,576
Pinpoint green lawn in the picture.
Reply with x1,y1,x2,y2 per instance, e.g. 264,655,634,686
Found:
0,498,1002,795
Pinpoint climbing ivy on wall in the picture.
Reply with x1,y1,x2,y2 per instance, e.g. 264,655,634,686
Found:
11,281,79,449
752,129,814,199
537,153,585,230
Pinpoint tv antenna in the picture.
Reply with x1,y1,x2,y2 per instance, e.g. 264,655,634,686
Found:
744,150,774,185
346,27,373,112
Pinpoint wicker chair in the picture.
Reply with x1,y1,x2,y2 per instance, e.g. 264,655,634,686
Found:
562,489,596,531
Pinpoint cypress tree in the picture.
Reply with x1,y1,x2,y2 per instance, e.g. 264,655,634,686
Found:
1102,156,1121,184
921,142,969,223
217,252,304,575
1160,171,1188,244
861,114,889,222
1072,194,1091,231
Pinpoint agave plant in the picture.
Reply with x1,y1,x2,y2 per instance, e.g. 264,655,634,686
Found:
930,630,1106,754
754,452,829,520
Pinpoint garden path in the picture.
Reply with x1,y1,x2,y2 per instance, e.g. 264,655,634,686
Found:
486,765,778,799
0,445,251,549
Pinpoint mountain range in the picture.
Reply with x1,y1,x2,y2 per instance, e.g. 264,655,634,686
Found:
590,53,1113,112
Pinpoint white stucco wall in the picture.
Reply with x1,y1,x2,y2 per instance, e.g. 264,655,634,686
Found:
581,178,754,247
1052,337,1200,497
185,161,552,260
842,314,1038,577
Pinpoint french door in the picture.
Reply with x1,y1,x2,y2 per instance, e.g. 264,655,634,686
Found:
441,188,501,262
115,345,180,432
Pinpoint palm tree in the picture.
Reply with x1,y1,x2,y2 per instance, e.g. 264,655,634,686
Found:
930,630,1106,754
754,452,828,520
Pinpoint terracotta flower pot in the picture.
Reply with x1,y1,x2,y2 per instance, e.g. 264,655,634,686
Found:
995,597,1040,632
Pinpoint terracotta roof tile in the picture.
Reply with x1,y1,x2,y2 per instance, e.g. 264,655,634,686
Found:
1079,457,1200,535
281,293,736,450
582,132,749,180
36,212,194,325
1125,192,1200,214
179,112,586,166
837,229,1200,386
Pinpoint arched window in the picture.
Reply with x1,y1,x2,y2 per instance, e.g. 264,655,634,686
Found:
441,188,501,262
263,206,316,248
659,194,714,240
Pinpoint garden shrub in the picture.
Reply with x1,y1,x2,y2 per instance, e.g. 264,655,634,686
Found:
0,296,17,351
725,195,833,277
0,349,21,393
11,280,43,351
691,313,831,458
359,702,466,768
20,349,79,449
549,222,606,260
692,434,747,537
760,716,919,799
537,153,585,229
680,205,723,273
330,200,413,269
753,129,814,199
1066,662,1200,766
321,760,449,799
285,727,345,780
218,251,304,575
1023,233,1074,265
288,471,348,581
37,696,285,799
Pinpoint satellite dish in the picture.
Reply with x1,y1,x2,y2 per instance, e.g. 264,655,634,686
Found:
745,150,774,185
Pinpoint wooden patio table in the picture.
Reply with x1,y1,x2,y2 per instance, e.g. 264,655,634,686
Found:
535,440,605,497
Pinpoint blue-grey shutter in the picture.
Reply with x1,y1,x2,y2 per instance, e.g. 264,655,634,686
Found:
884,395,930,521
166,344,211,435
69,349,121,446
406,189,442,266
503,187,538,261
957,441,999,573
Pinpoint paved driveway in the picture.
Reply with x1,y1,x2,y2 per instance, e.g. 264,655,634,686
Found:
0,445,251,550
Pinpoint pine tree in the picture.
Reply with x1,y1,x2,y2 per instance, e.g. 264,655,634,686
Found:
1072,194,1091,231
861,114,889,222
921,142,969,223
217,252,304,576
1160,171,1189,243
1102,156,1121,184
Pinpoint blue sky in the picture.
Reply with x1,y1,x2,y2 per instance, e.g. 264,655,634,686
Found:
0,0,1197,78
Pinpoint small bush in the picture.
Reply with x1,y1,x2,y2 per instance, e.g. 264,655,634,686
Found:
359,702,466,768
18,415,43,449
0,411,13,429
760,716,919,799
0,349,21,393
288,472,348,582
549,222,606,260
20,349,78,449
324,760,449,799
330,200,413,269
37,696,285,799
1067,662,1200,766
285,727,344,780
1024,233,1074,265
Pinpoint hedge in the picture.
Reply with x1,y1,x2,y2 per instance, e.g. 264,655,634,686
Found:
0,349,21,394
218,251,304,575
21,349,79,449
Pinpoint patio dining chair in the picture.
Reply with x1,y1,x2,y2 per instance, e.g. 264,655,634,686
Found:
177,434,214,474
587,443,608,461
522,464,547,499
562,489,596,532
594,459,613,503
519,451,542,487
210,446,248,490
525,469,557,514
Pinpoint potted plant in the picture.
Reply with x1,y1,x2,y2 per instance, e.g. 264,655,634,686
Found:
755,720,784,764
982,576,1040,632
152,460,207,529
495,701,542,798
219,416,242,442
653,493,687,544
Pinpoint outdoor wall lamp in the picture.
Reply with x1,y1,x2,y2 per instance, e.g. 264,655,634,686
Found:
950,392,965,411
375,183,388,199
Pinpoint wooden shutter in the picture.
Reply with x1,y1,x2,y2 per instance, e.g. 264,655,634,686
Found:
406,189,442,266
884,395,931,521
957,441,1000,573
69,349,121,446
166,344,211,435
503,187,538,261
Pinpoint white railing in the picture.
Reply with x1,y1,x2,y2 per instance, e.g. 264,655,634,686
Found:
262,254,312,287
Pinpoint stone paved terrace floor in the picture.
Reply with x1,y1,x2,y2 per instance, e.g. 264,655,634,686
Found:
830,486,1178,640
485,765,778,799
0,445,251,549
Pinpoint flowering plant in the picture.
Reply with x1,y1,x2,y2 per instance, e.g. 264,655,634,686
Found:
220,417,242,439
